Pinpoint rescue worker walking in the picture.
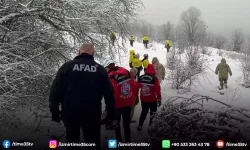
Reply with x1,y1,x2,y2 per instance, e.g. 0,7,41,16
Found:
215,58,232,89
137,64,161,131
129,50,135,68
103,60,137,143
110,32,116,46
152,57,166,83
165,39,171,53
129,36,135,47
143,35,149,49
141,54,149,72
132,53,143,81
49,43,115,150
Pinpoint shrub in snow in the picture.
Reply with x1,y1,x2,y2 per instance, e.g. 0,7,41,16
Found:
218,49,223,56
240,50,250,88
148,95,250,147
168,47,206,91
166,49,178,70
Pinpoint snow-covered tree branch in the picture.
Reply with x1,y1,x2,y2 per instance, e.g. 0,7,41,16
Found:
0,0,142,130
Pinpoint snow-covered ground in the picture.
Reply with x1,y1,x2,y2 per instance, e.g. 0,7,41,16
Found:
100,40,250,145
1,40,250,149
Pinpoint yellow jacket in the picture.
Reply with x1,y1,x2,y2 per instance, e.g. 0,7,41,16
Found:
166,40,171,46
129,36,135,41
129,50,135,63
132,58,142,68
110,32,116,38
143,36,149,41
142,59,149,68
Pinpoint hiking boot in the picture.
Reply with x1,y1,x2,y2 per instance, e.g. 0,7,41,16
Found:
225,84,228,88
218,86,223,90
137,126,142,131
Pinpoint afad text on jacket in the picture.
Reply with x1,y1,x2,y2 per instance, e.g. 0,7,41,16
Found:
138,64,161,102
109,67,137,108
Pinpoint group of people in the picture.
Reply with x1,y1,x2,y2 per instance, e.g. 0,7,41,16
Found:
48,41,234,150
49,43,166,150
129,35,149,49
111,32,172,52
129,49,166,83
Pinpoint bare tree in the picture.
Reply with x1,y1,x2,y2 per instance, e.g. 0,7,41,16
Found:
248,36,250,53
215,35,227,49
231,29,245,52
156,21,175,43
162,21,174,40
179,7,206,46
168,7,207,91
175,25,186,53
205,32,215,47
0,0,142,135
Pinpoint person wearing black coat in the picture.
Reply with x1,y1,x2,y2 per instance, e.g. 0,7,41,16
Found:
49,43,115,150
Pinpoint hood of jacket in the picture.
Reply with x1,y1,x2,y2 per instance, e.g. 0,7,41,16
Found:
221,58,226,63
129,50,135,56
152,57,159,64
145,64,156,76
109,67,128,76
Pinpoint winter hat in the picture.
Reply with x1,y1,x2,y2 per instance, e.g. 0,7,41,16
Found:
145,64,156,75
102,59,115,68
130,67,138,77
134,53,139,58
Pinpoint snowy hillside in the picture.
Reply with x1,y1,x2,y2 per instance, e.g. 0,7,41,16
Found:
116,41,250,109
99,40,250,144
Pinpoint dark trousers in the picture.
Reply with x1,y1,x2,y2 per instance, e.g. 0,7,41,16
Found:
111,37,116,45
130,40,134,47
143,40,148,49
139,101,157,127
166,46,171,52
64,120,101,150
115,106,131,142
129,63,133,68
134,67,141,81
219,79,227,88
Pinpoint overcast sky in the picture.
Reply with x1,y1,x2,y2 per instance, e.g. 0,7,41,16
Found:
140,0,250,37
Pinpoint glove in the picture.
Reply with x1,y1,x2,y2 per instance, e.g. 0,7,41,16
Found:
157,100,161,107
52,112,61,123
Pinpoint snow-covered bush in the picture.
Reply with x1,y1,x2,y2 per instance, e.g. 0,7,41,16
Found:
226,51,242,60
148,95,250,146
167,47,206,91
241,50,250,88
166,48,177,70
218,49,223,56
